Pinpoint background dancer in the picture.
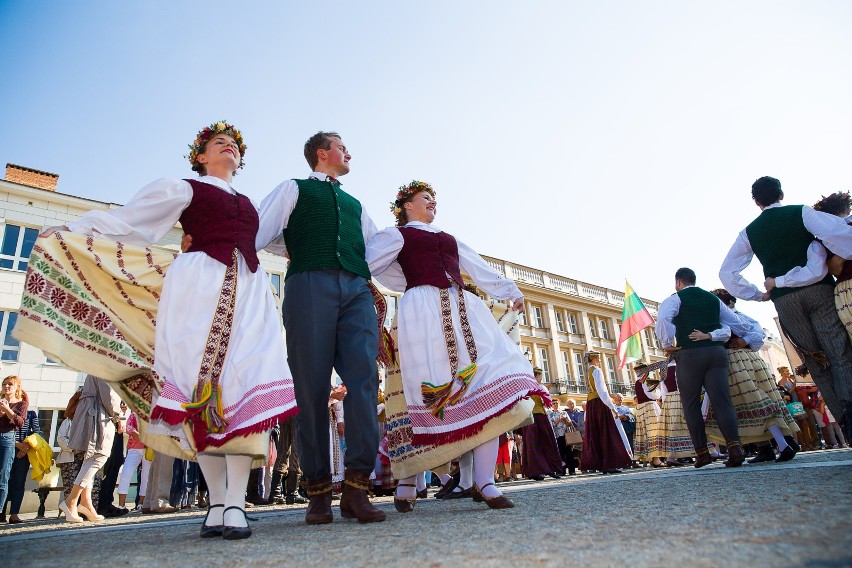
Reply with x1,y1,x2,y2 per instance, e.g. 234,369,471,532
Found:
580,352,633,474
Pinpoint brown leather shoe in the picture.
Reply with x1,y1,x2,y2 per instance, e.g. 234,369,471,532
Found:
472,483,514,510
694,448,713,468
393,483,416,513
305,477,333,525
339,470,386,523
725,442,745,467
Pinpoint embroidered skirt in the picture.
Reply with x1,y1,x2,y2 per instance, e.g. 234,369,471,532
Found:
655,391,696,459
633,400,662,461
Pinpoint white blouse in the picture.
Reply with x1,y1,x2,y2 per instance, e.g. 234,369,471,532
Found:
366,221,522,301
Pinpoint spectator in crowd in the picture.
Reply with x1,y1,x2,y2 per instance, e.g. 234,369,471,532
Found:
117,411,150,512
496,432,515,482
547,400,574,476
0,376,28,523
565,398,584,467
3,406,38,523
60,375,123,523
611,393,636,456
98,400,129,517
795,380,823,450
817,394,849,448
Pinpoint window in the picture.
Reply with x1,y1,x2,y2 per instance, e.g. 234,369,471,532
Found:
0,224,39,272
267,272,282,298
562,351,571,380
647,328,659,348
606,356,617,383
531,306,544,328
555,311,565,332
574,353,584,382
537,348,550,382
38,409,65,449
589,317,598,338
0,311,19,361
567,313,579,334
599,320,609,340
518,308,527,326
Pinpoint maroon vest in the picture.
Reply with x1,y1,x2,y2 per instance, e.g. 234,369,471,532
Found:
634,380,653,404
663,365,678,392
397,227,463,291
179,179,260,272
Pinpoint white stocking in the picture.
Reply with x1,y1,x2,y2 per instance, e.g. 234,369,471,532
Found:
224,455,253,528
473,437,501,499
196,453,226,526
437,473,451,485
456,451,473,491
768,425,789,451
395,475,417,499
415,471,427,492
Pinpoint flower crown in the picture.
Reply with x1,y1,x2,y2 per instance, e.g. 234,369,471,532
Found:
186,120,247,173
389,180,436,218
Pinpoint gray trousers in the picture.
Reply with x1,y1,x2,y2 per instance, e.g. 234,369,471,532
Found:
676,346,739,449
273,417,300,477
283,270,379,480
774,284,852,419
144,452,173,509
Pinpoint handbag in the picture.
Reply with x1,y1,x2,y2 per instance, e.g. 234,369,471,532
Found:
564,427,583,446
786,402,806,419
38,462,61,489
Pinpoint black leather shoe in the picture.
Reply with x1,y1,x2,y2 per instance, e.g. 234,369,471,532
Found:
601,469,623,474
285,493,308,505
222,506,252,540
434,478,458,499
784,436,801,453
748,447,777,464
200,504,224,538
775,446,797,462
548,472,563,479
441,487,473,500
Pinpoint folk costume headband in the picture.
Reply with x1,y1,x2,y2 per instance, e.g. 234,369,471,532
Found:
389,180,436,220
186,120,247,173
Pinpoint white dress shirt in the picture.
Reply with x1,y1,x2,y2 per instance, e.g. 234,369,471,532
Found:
255,172,378,256
654,286,760,349
719,202,852,301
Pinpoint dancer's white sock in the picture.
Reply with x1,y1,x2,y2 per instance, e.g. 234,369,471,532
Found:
197,453,226,526
457,451,473,490
769,425,789,451
473,438,501,499
415,471,427,492
224,455,252,528
396,475,417,499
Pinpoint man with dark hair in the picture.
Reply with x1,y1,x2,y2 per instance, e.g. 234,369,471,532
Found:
257,132,385,525
719,176,852,442
656,268,753,467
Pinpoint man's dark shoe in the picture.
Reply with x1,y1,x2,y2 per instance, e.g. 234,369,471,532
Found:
694,448,714,468
441,486,473,500
434,477,458,499
725,442,745,467
339,470,386,523
304,477,333,525
748,446,777,464
286,493,308,505
775,446,797,462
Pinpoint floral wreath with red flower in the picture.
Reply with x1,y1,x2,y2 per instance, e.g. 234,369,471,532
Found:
389,180,436,220
186,120,247,174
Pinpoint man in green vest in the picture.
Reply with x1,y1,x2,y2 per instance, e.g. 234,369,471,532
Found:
719,176,852,444
256,132,385,525
656,267,750,467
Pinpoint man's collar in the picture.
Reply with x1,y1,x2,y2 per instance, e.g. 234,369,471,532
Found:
308,171,342,185
763,202,783,211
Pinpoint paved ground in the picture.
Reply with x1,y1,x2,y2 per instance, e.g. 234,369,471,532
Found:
2,449,850,567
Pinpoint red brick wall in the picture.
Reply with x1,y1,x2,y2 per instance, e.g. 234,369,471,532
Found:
5,164,58,191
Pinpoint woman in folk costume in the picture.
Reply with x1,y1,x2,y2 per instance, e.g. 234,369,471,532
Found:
366,181,549,511
39,121,297,540
518,368,564,480
813,191,852,344
631,361,666,467
705,289,799,461
579,352,633,474
654,360,702,467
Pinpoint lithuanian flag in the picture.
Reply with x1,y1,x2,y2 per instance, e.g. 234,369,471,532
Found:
617,281,655,369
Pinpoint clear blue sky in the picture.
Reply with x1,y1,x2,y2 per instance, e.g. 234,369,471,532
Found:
2,1,850,330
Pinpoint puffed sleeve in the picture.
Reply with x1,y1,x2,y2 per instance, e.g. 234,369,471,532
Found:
366,227,407,292
66,178,192,246
256,179,299,254
456,238,521,301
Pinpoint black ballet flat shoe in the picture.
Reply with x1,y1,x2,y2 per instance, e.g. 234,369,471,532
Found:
222,506,252,540
601,469,623,475
200,504,224,538
417,488,428,499
775,446,797,462
548,472,563,479
434,478,458,499
747,447,777,464
441,487,472,500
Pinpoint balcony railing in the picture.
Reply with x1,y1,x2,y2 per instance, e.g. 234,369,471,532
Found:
482,255,659,315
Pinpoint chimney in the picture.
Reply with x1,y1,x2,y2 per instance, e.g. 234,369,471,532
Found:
5,163,59,191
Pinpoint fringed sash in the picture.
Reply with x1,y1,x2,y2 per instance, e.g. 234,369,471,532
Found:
182,250,238,450
421,285,478,418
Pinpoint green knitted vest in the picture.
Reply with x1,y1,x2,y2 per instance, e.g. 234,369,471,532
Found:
673,287,724,349
745,205,833,300
283,178,370,280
